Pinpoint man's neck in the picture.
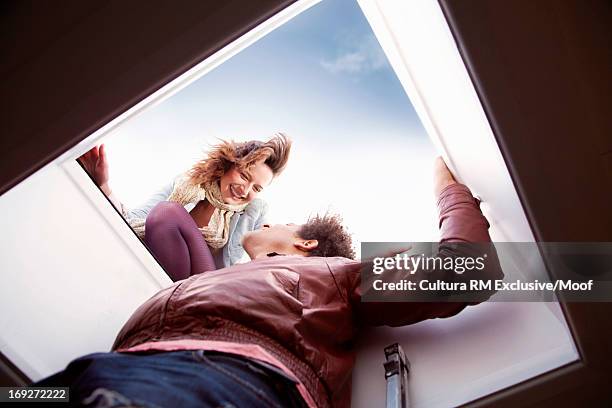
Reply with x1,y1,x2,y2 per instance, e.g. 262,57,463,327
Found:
251,250,271,260
246,244,279,260
247,246,306,260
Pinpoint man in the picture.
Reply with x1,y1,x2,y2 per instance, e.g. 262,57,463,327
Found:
37,158,502,407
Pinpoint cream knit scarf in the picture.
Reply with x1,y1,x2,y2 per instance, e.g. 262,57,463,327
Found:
129,176,248,248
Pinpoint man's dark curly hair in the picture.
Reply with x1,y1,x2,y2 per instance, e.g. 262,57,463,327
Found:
297,214,355,259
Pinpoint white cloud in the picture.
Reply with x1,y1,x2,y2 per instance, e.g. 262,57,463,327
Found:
321,35,388,75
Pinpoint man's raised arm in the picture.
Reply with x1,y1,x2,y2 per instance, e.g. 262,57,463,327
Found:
348,158,503,327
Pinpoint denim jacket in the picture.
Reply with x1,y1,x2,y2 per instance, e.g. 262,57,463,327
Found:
124,178,268,268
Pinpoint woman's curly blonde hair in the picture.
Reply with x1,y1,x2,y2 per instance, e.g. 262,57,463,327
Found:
188,133,292,186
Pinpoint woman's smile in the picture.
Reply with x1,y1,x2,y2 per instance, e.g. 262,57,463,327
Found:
229,184,245,201
220,160,274,204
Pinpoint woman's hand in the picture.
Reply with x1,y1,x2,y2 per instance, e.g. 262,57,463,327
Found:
77,144,126,212
433,156,457,197
78,144,111,195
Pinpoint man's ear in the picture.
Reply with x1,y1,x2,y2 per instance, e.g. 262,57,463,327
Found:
294,239,318,253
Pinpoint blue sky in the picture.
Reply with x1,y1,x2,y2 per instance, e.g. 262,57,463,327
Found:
105,0,440,247
127,0,424,146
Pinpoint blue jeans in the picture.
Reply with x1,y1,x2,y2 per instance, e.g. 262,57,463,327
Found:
35,350,308,407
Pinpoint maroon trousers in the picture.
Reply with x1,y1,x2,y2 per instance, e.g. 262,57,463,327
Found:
144,202,217,281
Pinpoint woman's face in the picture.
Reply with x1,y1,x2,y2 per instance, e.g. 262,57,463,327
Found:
219,161,274,205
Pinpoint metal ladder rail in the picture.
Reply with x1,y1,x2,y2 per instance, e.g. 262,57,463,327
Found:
384,343,410,408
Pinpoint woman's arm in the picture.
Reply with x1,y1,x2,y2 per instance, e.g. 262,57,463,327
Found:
78,144,176,220
124,181,175,221
224,199,269,266
78,144,125,209
252,200,269,230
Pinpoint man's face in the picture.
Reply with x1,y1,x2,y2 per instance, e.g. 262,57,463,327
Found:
241,223,302,255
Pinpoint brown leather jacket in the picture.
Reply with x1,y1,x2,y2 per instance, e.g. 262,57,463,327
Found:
113,184,502,407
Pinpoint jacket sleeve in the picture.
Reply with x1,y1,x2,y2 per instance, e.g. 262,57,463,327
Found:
225,199,269,266
348,183,503,327
253,200,269,230
123,179,176,221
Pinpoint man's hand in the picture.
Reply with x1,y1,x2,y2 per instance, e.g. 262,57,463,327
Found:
78,144,111,196
433,156,457,197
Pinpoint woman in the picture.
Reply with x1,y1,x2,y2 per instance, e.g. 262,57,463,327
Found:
79,134,291,281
